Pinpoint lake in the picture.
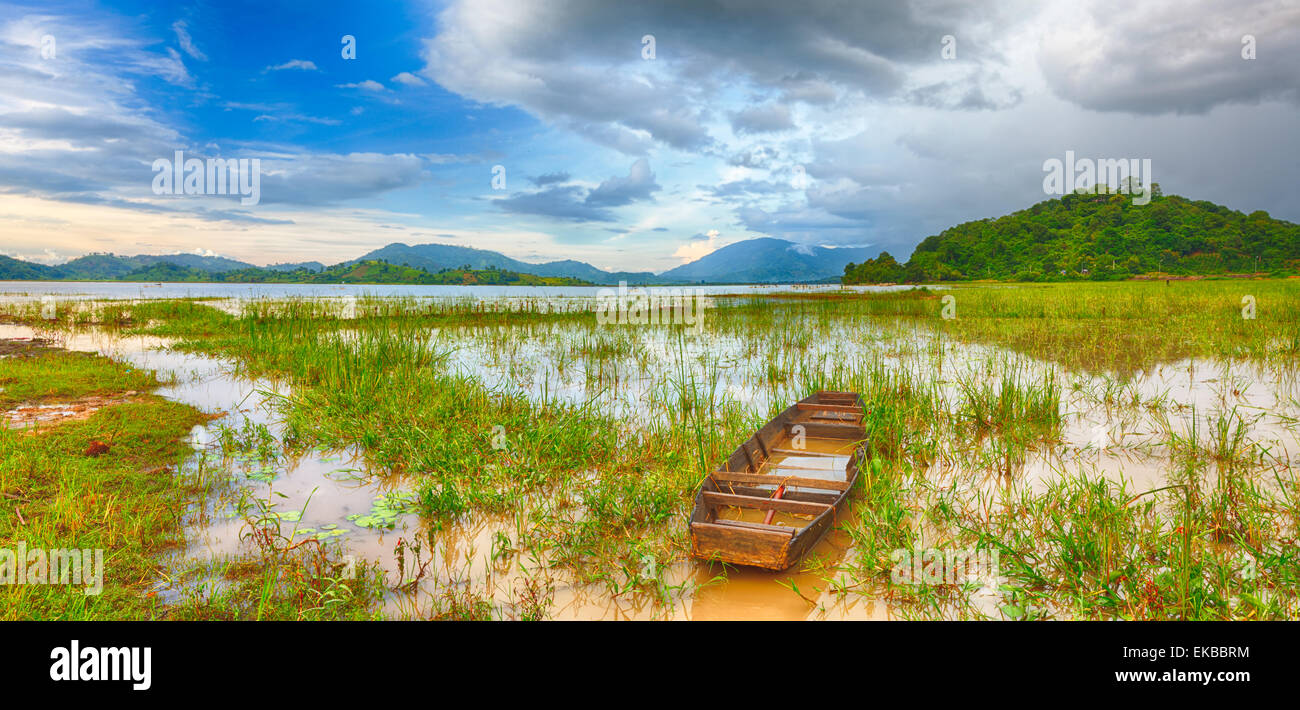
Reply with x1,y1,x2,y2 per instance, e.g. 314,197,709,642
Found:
0,280,919,301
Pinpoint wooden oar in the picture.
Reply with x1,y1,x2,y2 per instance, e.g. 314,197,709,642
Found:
762,484,786,525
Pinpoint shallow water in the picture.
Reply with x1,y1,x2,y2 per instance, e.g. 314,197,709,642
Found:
0,280,917,302
2,323,886,619
8,297,1295,620
436,318,1300,495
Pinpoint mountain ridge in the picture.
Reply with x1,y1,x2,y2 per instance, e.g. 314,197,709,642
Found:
655,238,875,283
1,238,870,284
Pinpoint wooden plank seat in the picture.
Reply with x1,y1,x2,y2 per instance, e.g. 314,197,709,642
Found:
702,490,833,516
796,402,863,414
709,470,850,492
710,518,797,535
772,447,852,458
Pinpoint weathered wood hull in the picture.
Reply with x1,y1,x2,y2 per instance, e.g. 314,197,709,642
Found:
689,391,864,570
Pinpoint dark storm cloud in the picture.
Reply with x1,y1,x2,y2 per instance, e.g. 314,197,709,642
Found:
1037,0,1300,114
423,0,1011,154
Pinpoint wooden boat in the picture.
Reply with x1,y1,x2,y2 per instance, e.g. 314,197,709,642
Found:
689,390,865,570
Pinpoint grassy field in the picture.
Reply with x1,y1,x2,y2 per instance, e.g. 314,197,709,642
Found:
3,279,1298,619
0,337,384,620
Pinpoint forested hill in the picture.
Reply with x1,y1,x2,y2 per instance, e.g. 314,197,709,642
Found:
844,187,1300,283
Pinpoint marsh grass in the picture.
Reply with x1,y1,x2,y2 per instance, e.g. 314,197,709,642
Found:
0,342,382,620
7,279,1298,620
0,347,156,408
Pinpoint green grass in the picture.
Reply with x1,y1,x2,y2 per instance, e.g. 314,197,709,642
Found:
0,344,383,620
7,279,1299,620
0,347,157,408
0,349,208,618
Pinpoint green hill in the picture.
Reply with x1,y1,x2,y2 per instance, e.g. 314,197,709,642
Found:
0,255,60,280
845,186,1300,283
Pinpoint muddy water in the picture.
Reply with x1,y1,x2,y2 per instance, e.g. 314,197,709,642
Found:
2,324,881,619
10,307,1296,620
440,319,1300,495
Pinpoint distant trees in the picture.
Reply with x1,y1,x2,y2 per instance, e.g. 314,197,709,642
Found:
843,251,907,284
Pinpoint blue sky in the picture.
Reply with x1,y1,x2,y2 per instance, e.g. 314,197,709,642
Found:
1,0,1297,272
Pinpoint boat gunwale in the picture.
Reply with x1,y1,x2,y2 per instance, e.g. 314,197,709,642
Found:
689,390,866,570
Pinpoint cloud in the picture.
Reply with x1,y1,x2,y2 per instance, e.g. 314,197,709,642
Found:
419,0,1010,154
266,59,319,72
584,158,659,206
529,171,570,186
730,103,795,134
728,146,780,169
336,80,386,92
496,185,616,222
171,20,206,61
158,47,195,87
704,178,792,198
33,248,63,265
778,73,839,105
5,1,1300,272
253,153,434,206
1037,0,1300,114
391,71,427,86
734,202,873,247
906,70,1023,111
672,229,722,263
496,159,660,220
252,113,342,126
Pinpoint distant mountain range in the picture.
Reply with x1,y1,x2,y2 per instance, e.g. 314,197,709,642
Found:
105,260,592,286
0,238,873,285
347,243,660,284
655,238,873,283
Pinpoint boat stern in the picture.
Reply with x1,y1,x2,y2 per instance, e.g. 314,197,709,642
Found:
690,521,794,570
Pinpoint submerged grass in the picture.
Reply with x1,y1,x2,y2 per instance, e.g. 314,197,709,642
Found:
5,278,1299,619
0,342,382,620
